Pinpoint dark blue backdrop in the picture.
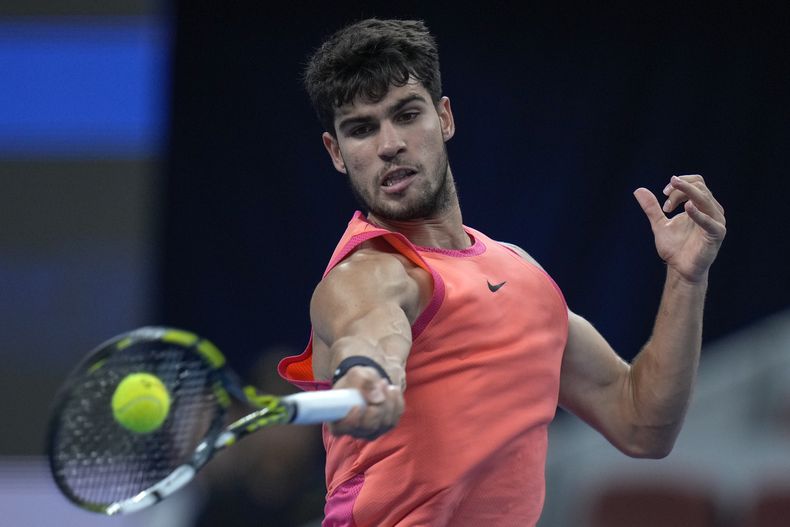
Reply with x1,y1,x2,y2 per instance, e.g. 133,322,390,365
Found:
163,3,789,375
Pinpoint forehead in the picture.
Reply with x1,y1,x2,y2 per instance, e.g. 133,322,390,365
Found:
334,80,431,119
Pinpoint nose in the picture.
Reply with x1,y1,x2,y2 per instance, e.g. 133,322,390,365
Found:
377,121,406,161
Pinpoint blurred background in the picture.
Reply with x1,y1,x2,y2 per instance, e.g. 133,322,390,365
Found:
0,1,788,526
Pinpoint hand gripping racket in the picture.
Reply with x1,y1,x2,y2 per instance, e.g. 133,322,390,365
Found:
46,326,363,515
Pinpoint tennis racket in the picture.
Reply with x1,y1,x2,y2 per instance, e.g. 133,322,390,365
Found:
46,326,363,515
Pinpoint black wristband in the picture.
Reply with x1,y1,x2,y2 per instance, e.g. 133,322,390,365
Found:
332,356,393,386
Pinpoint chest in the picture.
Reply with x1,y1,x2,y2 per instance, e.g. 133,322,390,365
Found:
407,244,568,391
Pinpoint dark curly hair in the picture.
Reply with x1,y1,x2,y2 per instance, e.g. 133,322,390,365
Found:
304,18,442,135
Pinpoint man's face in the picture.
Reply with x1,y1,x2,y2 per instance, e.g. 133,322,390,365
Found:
322,80,456,221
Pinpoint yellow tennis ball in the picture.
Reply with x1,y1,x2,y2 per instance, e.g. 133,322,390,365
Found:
111,373,171,434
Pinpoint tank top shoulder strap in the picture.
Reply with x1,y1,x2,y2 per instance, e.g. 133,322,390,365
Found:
322,211,432,277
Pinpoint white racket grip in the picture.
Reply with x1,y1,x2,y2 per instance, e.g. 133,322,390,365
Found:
284,389,365,424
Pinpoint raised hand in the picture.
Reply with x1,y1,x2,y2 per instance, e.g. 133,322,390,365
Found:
633,175,726,283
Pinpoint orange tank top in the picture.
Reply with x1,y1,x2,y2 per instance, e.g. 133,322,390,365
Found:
279,212,568,527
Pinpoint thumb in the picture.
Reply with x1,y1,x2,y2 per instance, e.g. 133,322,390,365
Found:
365,379,387,404
633,188,665,227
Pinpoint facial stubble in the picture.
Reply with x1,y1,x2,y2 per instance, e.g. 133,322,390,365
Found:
346,143,453,221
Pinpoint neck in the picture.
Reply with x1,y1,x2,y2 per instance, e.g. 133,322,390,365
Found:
367,170,470,249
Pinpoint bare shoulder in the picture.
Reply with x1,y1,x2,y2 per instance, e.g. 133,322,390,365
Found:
319,244,414,297
311,242,427,326
310,243,427,380
498,240,545,271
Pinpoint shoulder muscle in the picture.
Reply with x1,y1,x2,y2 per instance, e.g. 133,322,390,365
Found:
311,249,420,342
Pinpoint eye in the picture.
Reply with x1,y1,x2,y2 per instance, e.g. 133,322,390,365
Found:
397,111,420,123
350,124,374,137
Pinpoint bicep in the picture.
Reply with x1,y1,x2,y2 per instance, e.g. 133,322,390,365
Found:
310,251,417,382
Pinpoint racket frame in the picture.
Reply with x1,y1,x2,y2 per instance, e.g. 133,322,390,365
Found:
47,326,363,515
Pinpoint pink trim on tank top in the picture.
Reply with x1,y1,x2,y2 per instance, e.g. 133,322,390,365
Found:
414,235,485,257
323,228,446,341
497,241,569,311
323,473,365,527
323,231,382,277
352,211,487,258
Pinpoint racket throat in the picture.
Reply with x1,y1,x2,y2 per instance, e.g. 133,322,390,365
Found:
106,465,196,515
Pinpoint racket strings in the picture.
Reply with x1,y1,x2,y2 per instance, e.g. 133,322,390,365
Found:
50,344,222,508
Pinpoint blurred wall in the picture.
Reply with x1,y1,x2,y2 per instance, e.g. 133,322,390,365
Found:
0,1,788,525
163,3,789,372
540,310,790,526
0,3,170,455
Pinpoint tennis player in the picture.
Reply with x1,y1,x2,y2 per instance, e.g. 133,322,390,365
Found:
279,18,726,526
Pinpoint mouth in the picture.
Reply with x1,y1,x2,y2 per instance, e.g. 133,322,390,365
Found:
381,167,418,193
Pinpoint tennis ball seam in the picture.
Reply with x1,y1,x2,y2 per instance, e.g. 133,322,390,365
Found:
112,373,171,434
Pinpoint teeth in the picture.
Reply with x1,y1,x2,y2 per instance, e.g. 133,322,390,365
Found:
384,170,412,187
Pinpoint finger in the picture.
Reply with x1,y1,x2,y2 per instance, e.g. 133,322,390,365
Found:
673,174,704,184
685,201,727,239
365,378,387,404
371,382,394,429
669,176,725,221
365,386,403,437
335,381,392,438
662,175,702,212
331,409,384,440
351,414,389,440
690,178,725,218
329,405,365,436
666,177,702,211
633,188,666,227
667,175,725,217
663,175,703,196
337,367,387,403
380,385,404,429
331,369,400,438
662,189,688,213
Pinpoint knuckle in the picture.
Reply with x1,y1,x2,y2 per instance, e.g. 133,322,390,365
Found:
680,174,703,183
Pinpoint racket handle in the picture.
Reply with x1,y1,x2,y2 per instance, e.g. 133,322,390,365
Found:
284,389,365,424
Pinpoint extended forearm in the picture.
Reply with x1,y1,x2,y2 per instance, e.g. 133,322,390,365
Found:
328,331,411,390
628,268,708,453
323,316,411,439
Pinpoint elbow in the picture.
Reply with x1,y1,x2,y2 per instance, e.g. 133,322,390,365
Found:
618,430,677,459
623,442,673,460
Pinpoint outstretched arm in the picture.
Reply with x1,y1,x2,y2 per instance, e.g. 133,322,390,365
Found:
559,174,726,457
310,248,424,440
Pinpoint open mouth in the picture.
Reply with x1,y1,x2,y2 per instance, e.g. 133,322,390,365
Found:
382,168,417,188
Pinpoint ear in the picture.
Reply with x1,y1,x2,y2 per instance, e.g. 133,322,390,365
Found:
322,132,347,174
436,96,456,142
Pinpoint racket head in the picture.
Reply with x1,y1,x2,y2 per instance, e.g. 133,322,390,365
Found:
47,327,231,514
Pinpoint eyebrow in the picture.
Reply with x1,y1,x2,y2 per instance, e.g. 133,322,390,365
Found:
337,93,429,132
